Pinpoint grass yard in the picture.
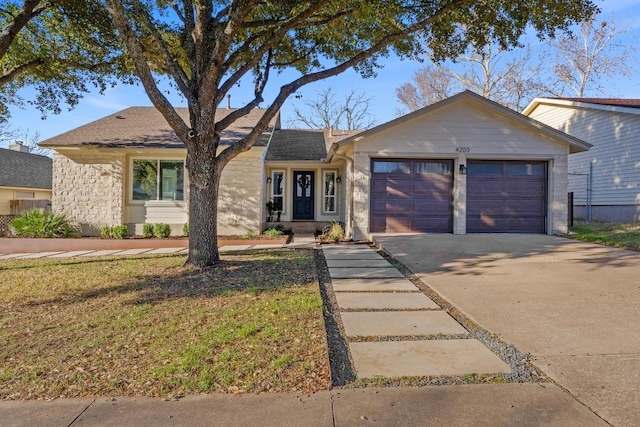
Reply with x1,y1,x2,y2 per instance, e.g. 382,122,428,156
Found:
0,250,329,400
569,222,640,251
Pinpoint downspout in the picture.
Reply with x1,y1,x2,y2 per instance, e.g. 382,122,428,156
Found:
327,144,354,240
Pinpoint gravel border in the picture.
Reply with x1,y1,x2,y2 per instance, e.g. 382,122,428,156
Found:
315,244,549,388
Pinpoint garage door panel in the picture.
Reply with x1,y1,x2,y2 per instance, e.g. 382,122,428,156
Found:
371,177,412,197
370,215,413,233
413,198,454,214
505,180,545,196
412,176,452,195
370,159,453,233
371,198,411,214
467,180,505,195
506,199,545,215
412,217,452,232
467,161,547,234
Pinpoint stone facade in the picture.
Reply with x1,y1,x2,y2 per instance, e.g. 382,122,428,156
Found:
52,152,124,235
51,148,264,236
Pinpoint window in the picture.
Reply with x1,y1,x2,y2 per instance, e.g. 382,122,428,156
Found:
323,171,337,213
14,191,35,199
414,161,452,175
372,160,410,174
507,162,545,176
132,159,184,201
272,171,284,212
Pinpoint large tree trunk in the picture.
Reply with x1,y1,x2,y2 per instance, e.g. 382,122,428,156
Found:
186,140,221,267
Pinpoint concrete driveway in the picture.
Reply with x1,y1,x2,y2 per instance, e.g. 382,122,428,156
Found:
374,234,640,427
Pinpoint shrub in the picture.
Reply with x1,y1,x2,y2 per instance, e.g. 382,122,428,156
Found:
112,225,129,239
321,221,345,242
264,227,283,238
273,223,286,233
154,223,172,238
243,230,257,238
183,222,189,237
142,223,154,238
100,225,112,239
9,209,77,238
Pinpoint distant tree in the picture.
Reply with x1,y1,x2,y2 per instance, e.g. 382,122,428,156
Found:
289,87,375,130
543,16,636,97
396,44,542,112
0,0,127,121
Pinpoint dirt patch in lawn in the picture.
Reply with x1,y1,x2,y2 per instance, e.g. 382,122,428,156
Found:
0,249,329,400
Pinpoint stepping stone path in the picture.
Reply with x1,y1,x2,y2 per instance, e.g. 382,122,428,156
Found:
322,244,510,379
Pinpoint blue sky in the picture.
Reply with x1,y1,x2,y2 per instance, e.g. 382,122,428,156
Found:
3,1,640,147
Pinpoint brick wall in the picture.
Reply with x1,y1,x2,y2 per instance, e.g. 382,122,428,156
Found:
52,152,124,235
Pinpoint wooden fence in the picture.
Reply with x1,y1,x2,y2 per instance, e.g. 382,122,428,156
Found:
9,199,51,214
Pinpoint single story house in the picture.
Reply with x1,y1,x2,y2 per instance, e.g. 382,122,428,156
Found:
523,98,640,223
40,91,591,238
0,144,52,216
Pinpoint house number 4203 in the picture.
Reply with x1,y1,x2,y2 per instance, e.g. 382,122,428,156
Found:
456,147,470,153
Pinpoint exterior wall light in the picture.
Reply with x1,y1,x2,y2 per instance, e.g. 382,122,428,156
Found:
459,164,467,175
266,176,272,184
336,176,342,184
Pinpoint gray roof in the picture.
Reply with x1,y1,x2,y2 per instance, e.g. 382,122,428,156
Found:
265,129,328,161
0,148,52,189
265,129,359,161
39,107,277,148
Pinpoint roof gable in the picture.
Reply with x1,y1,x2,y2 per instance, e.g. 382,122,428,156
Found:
331,91,591,156
39,107,278,149
0,148,52,189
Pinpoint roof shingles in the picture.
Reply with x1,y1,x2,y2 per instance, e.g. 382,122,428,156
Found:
0,148,52,189
39,107,276,148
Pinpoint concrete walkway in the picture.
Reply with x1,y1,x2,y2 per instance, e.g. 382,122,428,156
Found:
1,384,605,427
0,236,317,260
374,234,640,427
323,245,510,379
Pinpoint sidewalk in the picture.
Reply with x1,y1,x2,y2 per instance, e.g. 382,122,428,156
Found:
0,235,316,260
0,384,604,427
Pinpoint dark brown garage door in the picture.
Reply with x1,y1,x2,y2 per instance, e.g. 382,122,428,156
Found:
370,159,453,233
466,161,547,233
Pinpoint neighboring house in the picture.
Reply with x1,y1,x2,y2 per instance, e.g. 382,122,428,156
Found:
523,98,640,223
0,144,52,216
40,91,590,238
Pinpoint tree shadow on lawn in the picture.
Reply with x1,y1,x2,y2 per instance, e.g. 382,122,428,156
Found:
22,249,317,307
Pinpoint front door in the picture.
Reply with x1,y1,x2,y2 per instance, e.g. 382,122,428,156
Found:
293,171,314,220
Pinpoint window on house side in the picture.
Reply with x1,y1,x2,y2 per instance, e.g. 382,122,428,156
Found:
272,171,284,212
14,191,35,198
132,159,184,201
324,171,336,213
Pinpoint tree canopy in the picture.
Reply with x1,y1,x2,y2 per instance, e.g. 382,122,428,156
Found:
0,0,128,120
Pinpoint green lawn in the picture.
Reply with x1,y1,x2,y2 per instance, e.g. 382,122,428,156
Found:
0,250,329,400
568,222,640,251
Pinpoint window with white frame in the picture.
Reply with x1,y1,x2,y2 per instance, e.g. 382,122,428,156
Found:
323,171,337,213
132,159,184,201
271,171,284,212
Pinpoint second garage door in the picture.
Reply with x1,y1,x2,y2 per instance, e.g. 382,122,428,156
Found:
370,159,453,233
466,160,547,233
